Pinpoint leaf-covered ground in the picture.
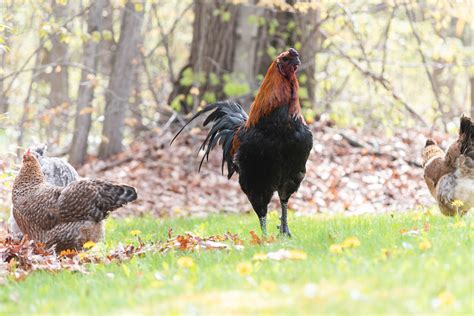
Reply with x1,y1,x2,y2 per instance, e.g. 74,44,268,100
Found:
1,211,473,315
78,122,449,217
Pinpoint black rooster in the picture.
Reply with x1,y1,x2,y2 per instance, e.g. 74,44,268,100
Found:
173,48,313,236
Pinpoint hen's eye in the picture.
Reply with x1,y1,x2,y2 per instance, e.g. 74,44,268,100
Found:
282,57,288,61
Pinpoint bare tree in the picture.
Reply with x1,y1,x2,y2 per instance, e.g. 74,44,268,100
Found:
69,0,109,166
98,1,144,159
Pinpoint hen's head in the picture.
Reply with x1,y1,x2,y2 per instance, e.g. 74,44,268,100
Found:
276,48,301,79
20,148,43,178
422,138,444,167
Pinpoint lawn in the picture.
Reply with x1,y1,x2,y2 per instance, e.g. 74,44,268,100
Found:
1,211,473,315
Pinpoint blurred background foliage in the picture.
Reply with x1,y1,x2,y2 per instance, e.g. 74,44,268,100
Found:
0,0,472,165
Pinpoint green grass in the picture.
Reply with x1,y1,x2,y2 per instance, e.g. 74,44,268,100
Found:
1,211,473,315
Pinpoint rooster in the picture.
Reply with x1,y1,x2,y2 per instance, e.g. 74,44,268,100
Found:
12,149,138,251
173,48,313,236
422,115,474,216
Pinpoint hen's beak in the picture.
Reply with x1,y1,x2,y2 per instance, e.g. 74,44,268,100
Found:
23,148,32,159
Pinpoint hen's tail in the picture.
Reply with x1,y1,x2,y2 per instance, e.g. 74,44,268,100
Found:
108,184,138,205
92,183,137,220
171,100,248,178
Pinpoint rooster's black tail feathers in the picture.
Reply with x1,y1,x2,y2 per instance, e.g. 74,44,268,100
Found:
171,101,248,178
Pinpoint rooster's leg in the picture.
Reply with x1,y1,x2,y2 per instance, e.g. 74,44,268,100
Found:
259,216,267,237
278,199,291,237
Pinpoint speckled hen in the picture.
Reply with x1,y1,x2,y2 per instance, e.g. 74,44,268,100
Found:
12,149,138,252
422,115,474,216
8,144,79,238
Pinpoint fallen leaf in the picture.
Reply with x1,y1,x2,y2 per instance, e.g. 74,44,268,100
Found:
177,256,194,269
266,249,308,261
341,236,361,248
329,244,343,254
236,262,252,276
419,240,432,251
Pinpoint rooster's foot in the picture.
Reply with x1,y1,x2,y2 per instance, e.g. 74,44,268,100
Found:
277,224,292,238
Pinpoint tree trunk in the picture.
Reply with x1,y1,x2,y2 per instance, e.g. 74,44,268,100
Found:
98,1,144,159
0,11,10,114
69,0,109,167
98,0,115,77
131,65,146,138
0,42,8,114
168,0,242,113
297,7,320,109
256,0,320,109
169,1,319,113
471,77,474,118
38,0,71,145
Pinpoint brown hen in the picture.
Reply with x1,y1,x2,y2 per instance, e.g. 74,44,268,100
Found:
12,149,137,251
422,115,474,216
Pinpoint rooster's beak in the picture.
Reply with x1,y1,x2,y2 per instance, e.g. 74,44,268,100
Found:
290,57,301,66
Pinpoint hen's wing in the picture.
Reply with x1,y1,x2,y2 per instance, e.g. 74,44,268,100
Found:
56,180,137,222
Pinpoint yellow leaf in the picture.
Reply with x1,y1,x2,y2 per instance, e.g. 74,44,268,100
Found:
91,31,101,43
380,248,391,260
122,264,130,277
78,252,88,260
177,256,194,269
287,250,308,260
438,291,455,306
83,241,96,249
449,221,466,228
260,280,277,292
329,244,343,254
236,262,252,276
341,236,361,248
134,3,143,12
252,252,267,261
130,229,141,236
190,87,200,95
102,30,113,41
419,240,431,251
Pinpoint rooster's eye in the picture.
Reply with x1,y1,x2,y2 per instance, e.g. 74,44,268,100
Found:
282,57,288,62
